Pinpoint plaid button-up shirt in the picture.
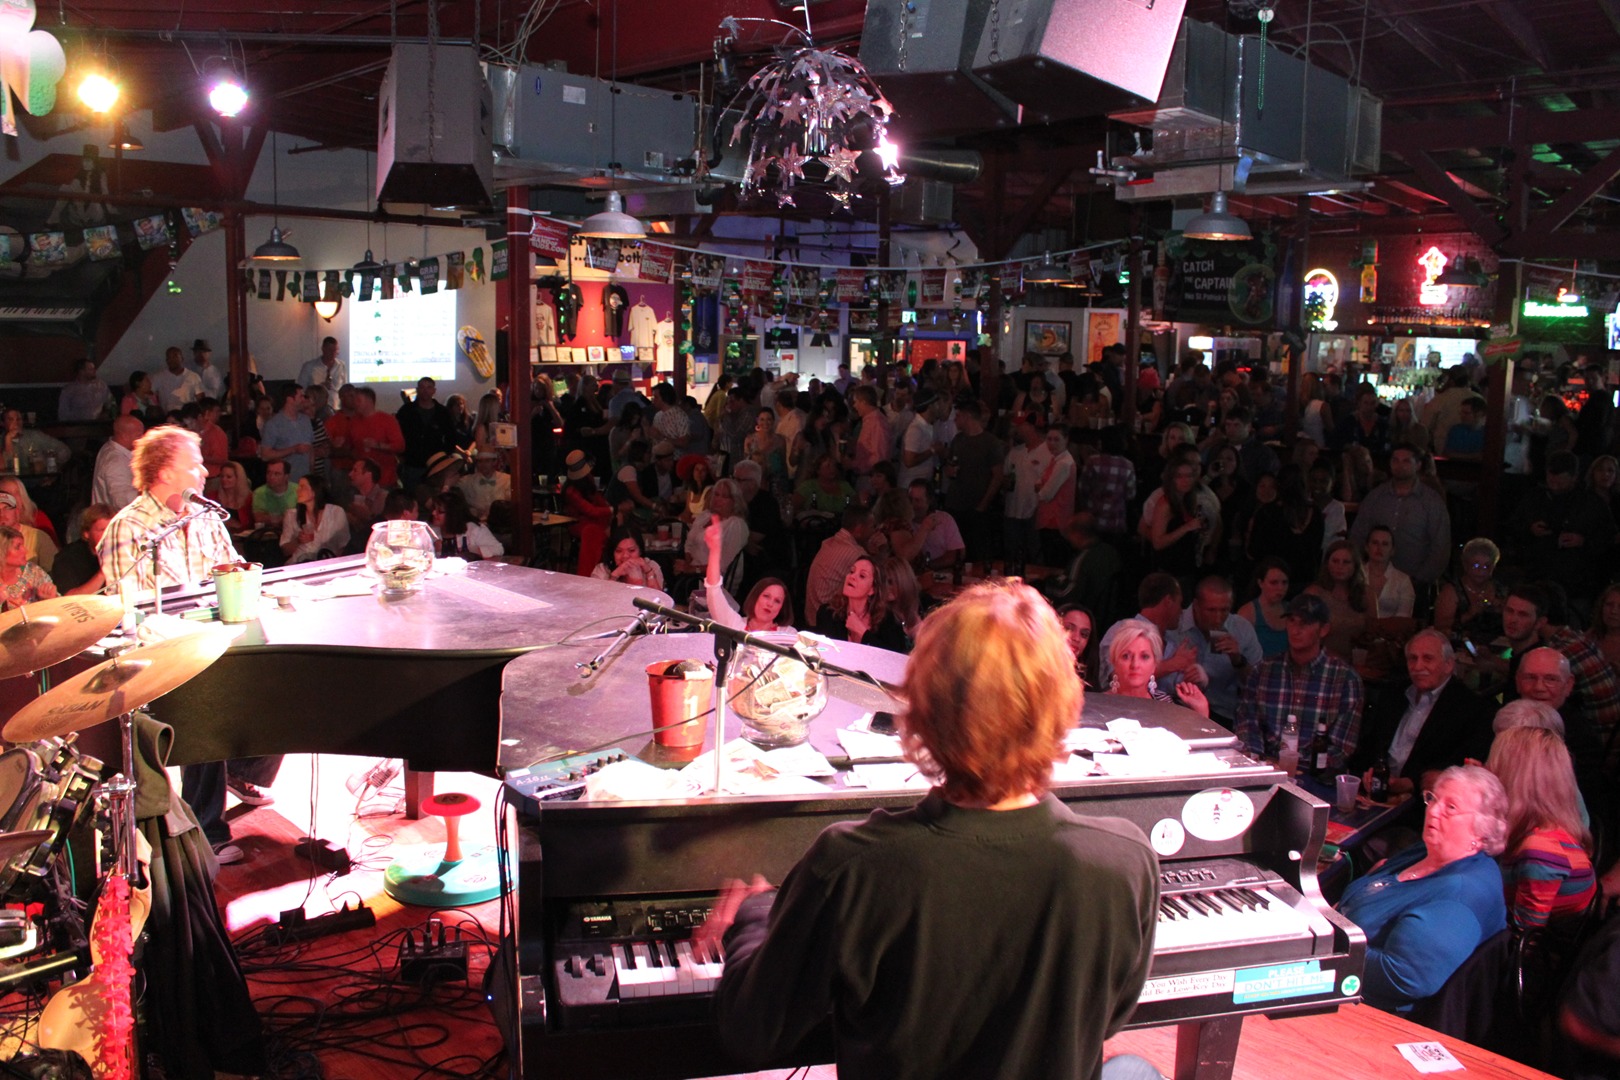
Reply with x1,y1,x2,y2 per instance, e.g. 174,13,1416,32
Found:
98,493,239,592
1235,647,1364,770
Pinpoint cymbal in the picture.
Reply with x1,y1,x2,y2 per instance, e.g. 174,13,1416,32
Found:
3,629,234,743
0,831,55,865
0,596,124,683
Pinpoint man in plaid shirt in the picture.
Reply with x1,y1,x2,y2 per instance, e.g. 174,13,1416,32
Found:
1234,593,1364,770
98,425,237,592
1078,426,1136,537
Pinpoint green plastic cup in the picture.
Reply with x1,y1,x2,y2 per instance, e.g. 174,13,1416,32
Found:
212,562,263,623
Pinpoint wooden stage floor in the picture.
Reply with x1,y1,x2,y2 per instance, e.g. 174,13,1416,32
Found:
203,756,1559,1080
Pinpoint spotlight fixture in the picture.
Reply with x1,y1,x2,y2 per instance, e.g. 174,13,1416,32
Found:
208,78,249,118
253,131,301,261
77,73,119,114
1183,191,1252,242
579,190,646,241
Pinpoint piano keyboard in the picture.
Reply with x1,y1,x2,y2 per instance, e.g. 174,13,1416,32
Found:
0,305,87,322
1151,859,1336,975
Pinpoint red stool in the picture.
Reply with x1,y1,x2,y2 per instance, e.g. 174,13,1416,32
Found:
383,791,510,906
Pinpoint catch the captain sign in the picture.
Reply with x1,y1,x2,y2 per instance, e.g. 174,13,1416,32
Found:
1418,246,1450,307
0,0,67,136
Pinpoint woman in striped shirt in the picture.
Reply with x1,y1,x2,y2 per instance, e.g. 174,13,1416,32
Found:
1487,726,1597,930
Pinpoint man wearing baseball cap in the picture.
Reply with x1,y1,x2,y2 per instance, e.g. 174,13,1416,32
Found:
1233,592,1364,771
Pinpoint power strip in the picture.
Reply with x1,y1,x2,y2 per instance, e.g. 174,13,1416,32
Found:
398,919,469,984
270,902,376,944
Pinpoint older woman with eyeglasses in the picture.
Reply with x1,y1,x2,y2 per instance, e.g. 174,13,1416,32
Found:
1336,765,1508,1012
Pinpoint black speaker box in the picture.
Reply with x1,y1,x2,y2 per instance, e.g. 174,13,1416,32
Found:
859,0,1022,138
970,0,1189,125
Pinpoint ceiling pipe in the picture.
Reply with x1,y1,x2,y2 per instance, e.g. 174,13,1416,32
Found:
0,184,474,228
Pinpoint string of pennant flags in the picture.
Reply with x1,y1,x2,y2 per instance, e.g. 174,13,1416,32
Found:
1,201,1133,303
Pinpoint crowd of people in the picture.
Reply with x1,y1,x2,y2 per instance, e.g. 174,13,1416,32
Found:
9,334,1620,1070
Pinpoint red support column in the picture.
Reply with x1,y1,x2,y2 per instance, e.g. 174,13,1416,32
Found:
504,189,535,561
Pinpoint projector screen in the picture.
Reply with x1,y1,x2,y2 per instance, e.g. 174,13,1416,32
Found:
349,287,457,384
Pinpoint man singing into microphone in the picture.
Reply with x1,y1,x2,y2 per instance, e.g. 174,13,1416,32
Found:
699,581,1164,1080
97,424,256,865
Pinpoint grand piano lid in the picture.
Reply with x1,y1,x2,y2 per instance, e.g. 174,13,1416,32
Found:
1083,691,1239,750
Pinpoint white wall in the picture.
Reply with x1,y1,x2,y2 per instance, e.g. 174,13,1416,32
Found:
3,113,497,399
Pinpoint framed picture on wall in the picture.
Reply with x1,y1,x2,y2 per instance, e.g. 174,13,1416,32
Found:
587,345,606,363
635,346,655,363
1025,320,1071,357
570,347,590,364
539,345,559,363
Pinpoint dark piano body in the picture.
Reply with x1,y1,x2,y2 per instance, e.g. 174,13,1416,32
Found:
498,640,1366,1080
99,558,662,775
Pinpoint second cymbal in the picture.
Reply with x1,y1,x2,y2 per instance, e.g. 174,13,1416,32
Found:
0,596,124,683
3,629,234,743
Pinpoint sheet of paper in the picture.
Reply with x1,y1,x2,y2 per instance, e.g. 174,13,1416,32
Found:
1118,727,1191,760
846,763,930,791
1106,717,1142,734
760,743,836,777
838,727,903,762
1396,1042,1465,1073
679,739,832,796
1050,755,1097,783
1090,752,1231,777
1066,727,1118,754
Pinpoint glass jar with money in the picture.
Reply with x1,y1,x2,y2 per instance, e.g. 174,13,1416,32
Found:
727,635,828,749
365,519,436,598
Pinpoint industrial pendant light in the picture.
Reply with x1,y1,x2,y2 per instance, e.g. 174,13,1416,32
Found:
580,0,646,242
579,190,645,240
254,131,301,261
1022,252,1070,286
1182,191,1252,242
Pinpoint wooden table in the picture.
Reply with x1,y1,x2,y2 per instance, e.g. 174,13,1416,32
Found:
1105,1002,1557,1080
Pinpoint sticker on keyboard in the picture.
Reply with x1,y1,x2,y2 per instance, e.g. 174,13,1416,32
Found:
1137,969,1236,1002
1231,959,1337,1003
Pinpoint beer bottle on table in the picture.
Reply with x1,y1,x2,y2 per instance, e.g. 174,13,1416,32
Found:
1368,757,1391,802
1310,727,1334,780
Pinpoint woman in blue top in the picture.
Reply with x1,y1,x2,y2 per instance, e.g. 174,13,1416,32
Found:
1237,557,1291,659
1337,765,1509,1012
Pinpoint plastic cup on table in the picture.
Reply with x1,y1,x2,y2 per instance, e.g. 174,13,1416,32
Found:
1335,773,1361,813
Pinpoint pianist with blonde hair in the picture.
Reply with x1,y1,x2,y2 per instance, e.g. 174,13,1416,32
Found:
699,580,1165,1080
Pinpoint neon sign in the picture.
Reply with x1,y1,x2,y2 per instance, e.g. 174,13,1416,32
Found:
1302,268,1340,330
1524,300,1590,318
1417,246,1449,306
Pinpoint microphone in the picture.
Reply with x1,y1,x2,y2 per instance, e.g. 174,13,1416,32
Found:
181,488,232,520
577,610,665,677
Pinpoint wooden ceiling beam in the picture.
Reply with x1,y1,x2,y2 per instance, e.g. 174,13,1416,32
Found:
1387,108,1620,152
1479,1,1555,73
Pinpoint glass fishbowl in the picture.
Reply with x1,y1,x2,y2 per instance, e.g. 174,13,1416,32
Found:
728,635,828,749
365,520,436,598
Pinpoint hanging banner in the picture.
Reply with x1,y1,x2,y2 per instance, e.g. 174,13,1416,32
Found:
133,214,167,250
919,269,947,305
583,239,622,272
1168,244,1278,327
301,272,318,302
690,253,724,289
741,260,773,297
835,268,866,302
638,244,674,282
418,256,440,293
181,207,223,237
529,216,571,259
446,251,465,290
27,231,66,264
82,224,118,260
490,241,508,281
467,247,485,283
380,264,396,300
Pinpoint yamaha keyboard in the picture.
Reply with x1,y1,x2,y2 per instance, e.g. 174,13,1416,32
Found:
0,304,88,321
506,759,1366,1080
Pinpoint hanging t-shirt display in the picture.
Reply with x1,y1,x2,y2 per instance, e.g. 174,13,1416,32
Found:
628,299,660,351
604,284,630,340
655,318,675,369
551,282,583,342
534,295,557,346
